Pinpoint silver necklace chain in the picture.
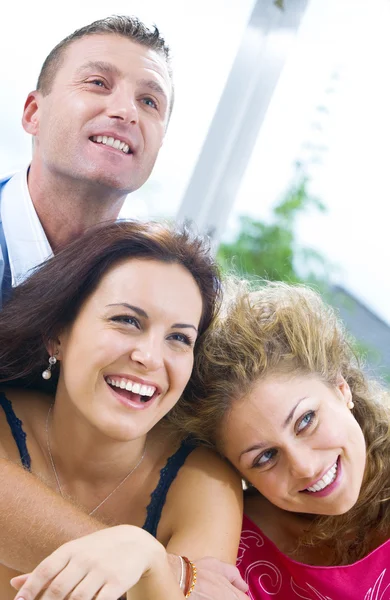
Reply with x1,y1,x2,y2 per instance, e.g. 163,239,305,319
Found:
45,403,146,516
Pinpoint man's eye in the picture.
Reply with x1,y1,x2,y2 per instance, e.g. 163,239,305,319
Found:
89,79,106,88
142,97,158,109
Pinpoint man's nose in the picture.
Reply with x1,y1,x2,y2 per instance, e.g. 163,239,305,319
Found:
106,88,139,123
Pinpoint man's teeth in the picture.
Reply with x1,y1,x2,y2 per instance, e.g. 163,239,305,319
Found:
91,135,130,154
306,461,338,493
106,377,155,397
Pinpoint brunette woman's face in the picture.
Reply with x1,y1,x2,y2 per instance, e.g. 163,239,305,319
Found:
221,374,366,516
56,258,203,440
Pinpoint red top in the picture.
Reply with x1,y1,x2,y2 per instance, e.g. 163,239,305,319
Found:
237,514,390,599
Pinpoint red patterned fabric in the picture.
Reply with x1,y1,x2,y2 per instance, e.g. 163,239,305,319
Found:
238,514,390,599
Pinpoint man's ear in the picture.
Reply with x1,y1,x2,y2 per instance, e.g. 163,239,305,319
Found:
22,91,42,136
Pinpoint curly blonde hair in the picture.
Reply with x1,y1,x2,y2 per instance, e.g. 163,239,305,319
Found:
170,280,390,564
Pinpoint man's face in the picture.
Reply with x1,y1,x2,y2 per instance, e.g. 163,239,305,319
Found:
24,34,172,194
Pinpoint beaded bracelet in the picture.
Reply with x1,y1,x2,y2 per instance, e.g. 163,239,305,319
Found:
182,556,197,597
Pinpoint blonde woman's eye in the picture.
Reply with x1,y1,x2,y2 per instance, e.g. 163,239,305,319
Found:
253,448,277,468
296,411,316,433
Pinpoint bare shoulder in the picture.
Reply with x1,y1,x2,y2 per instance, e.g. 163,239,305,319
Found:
178,445,242,487
148,425,242,497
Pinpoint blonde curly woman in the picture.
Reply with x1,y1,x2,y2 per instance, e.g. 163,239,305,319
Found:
172,281,390,599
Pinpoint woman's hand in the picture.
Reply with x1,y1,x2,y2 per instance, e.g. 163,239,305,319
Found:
10,525,168,600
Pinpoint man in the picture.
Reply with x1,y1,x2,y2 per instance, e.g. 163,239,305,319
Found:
0,16,248,600
0,15,173,306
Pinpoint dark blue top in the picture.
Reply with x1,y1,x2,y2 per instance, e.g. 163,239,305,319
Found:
0,391,195,537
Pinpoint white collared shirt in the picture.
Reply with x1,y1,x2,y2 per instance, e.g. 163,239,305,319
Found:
0,167,52,288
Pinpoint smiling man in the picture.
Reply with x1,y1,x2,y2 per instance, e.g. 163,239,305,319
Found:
0,15,173,306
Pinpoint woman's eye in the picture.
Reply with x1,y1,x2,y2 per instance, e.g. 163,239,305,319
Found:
296,410,316,433
111,315,140,328
168,332,193,346
253,448,277,468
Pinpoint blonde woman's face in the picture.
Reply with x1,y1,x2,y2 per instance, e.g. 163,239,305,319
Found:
222,374,366,516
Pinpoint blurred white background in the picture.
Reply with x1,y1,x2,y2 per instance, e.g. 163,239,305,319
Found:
1,0,389,325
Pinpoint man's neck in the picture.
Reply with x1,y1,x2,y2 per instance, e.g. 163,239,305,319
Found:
27,163,128,251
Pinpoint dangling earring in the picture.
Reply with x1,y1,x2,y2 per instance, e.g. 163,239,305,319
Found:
347,400,355,410
42,354,58,380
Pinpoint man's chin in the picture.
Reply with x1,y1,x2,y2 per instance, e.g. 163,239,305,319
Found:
76,170,138,196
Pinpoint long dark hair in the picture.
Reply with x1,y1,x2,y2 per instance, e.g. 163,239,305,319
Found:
0,220,221,392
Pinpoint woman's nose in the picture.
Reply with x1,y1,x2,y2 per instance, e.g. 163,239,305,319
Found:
130,338,164,371
287,447,319,481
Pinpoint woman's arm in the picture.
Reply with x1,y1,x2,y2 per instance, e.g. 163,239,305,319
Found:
164,446,243,562
12,525,184,600
160,447,248,600
127,555,184,600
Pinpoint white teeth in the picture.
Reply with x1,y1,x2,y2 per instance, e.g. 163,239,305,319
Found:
92,135,130,154
106,377,156,396
306,461,338,493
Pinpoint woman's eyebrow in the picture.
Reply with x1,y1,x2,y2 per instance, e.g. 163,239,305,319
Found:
240,442,268,460
172,323,198,333
283,397,308,428
106,303,148,319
